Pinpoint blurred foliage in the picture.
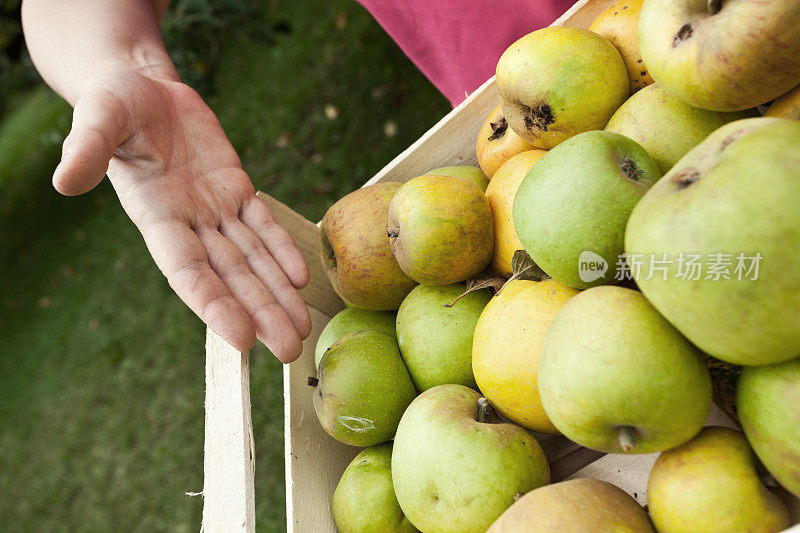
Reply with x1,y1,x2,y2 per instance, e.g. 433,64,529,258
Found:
0,0,449,531
161,0,256,95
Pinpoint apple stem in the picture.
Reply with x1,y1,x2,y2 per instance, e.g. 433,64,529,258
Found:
386,227,400,238
707,0,721,15
618,426,637,452
307,376,319,387
477,397,493,423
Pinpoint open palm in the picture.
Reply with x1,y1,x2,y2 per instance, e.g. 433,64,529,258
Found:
55,68,311,361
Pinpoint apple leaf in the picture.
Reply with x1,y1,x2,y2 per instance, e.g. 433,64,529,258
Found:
443,277,505,308
509,250,550,283
444,252,549,307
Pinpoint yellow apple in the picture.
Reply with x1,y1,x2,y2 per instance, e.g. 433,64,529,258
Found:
766,83,800,120
589,0,654,94
472,278,579,434
485,150,547,277
648,426,790,533
476,105,536,179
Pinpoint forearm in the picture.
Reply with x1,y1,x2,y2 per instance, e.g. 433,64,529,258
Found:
21,0,177,105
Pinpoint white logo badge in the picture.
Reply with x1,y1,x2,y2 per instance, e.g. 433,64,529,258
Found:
578,250,608,283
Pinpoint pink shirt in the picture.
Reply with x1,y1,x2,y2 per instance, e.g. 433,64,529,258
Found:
356,0,576,106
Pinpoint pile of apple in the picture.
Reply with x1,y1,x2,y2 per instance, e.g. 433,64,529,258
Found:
310,0,800,532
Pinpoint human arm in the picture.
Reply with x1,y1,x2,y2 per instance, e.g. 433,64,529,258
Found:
21,0,312,361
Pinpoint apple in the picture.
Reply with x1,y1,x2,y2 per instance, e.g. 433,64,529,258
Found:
315,307,396,368
311,330,417,447
496,26,628,149
538,286,711,453
396,283,491,392
648,427,791,533
484,150,547,277
638,0,800,111
626,117,800,366
476,105,536,179
738,358,800,499
427,165,489,191
392,384,550,533
319,182,417,310
766,83,800,120
513,130,661,288
388,175,493,285
605,83,755,173
589,0,654,93
472,278,578,434
487,478,654,533
333,443,419,533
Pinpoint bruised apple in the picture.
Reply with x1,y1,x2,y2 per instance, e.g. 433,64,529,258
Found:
476,105,536,179
319,182,417,310
589,0,654,93
638,0,800,111
496,26,628,149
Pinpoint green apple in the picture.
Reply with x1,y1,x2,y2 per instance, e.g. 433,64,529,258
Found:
626,117,800,366
738,358,800,499
638,0,800,111
496,26,628,149
311,330,417,447
333,444,419,533
538,286,711,453
387,175,493,285
392,384,550,533
396,283,491,392
319,182,417,310
487,478,654,533
648,427,791,533
427,166,489,191
315,307,396,368
605,83,755,173
513,130,661,288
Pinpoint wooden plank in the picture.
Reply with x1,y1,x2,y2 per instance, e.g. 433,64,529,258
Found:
202,328,256,533
285,306,362,533
256,191,345,317
558,0,616,28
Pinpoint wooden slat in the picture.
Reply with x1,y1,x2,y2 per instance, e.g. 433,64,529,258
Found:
256,192,345,317
202,329,256,533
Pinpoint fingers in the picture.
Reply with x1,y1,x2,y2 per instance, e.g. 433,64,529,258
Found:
239,196,310,290
142,219,257,352
54,90,129,196
198,227,305,363
220,220,312,340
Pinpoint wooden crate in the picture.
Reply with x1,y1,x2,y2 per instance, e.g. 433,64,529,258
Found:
200,0,800,530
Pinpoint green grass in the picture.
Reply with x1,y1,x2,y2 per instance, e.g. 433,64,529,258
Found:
0,0,449,530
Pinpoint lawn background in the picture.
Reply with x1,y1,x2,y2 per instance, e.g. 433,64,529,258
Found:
0,0,449,530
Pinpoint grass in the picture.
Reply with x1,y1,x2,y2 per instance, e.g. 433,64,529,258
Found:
0,0,449,530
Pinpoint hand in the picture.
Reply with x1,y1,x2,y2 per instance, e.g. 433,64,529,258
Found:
54,68,311,361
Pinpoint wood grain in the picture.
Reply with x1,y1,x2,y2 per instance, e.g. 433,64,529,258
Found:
202,329,256,533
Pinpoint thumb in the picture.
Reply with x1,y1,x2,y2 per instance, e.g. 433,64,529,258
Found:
53,91,130,196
